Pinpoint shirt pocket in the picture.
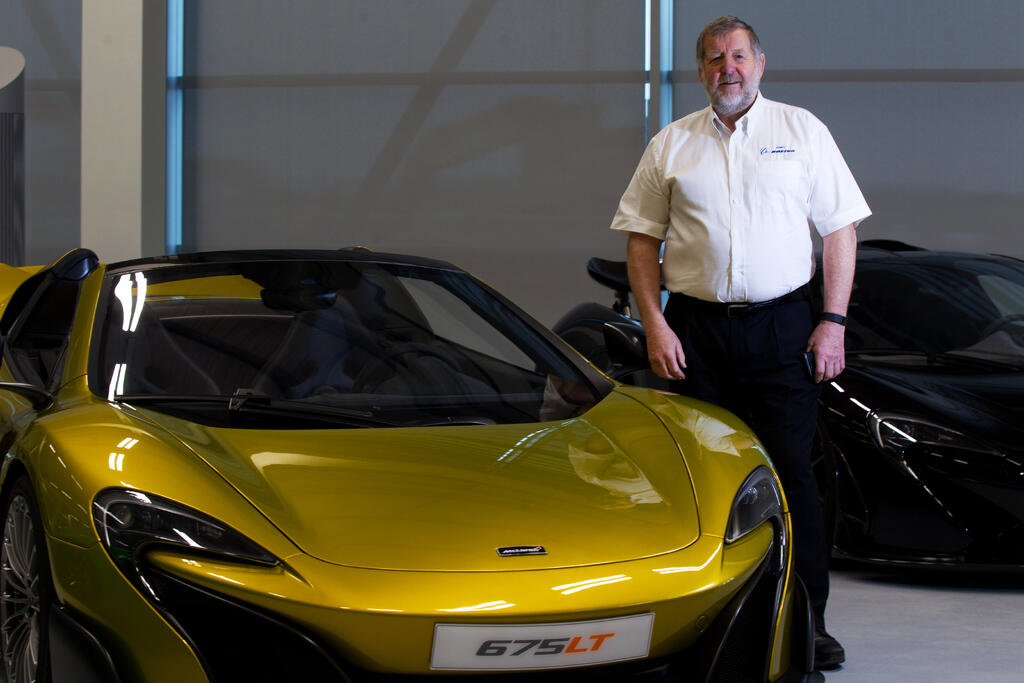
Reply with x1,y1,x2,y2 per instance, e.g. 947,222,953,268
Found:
756,158,807,207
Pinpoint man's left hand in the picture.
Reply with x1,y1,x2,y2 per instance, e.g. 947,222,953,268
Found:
806,321,846,383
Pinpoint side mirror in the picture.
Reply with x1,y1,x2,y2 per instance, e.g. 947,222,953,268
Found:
602,321,646,370
0,381,54,410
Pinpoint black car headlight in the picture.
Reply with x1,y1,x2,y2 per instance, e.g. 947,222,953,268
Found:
869,413,999,456
93,489,279,596
725,466,783,544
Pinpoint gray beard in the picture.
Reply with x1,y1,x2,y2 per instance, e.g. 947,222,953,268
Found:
707,85,758,118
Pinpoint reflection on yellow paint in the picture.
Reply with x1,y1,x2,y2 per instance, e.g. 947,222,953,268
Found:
108,452,125,471
551,574,631,595
108,436,139,472
497,424,562,463
437,600,516,613
207,573,244,586
251,451,348,471
567,428,662,507
652,544,720,575
691,413,756,456
655,399,759,458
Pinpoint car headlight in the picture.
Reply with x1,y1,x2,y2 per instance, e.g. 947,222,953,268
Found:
869,413,998,455
93,489,279,595
725,466,783,544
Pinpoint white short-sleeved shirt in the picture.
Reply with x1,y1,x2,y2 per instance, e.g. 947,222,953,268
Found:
609,93,871,303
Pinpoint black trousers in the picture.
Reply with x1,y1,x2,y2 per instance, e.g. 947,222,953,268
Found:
664,292,830,625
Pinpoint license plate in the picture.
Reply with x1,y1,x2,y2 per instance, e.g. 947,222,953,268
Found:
431,613,654,671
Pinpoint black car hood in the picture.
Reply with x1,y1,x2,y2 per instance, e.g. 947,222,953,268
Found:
840,352,1024,447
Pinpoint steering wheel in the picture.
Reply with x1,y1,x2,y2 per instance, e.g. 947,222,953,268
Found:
979,314,1024,339
351,342,461,394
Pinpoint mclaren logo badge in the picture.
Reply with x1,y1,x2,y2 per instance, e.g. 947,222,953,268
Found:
497,546,547,557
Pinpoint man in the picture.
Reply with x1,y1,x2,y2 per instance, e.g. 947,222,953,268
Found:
609,16,869,671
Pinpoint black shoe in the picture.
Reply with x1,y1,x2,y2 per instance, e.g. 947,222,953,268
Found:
813,628,845,670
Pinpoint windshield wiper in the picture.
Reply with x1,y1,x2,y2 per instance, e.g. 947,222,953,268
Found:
118,391,401,428
226,389,403,426
409,415,497,427
227,388,262,410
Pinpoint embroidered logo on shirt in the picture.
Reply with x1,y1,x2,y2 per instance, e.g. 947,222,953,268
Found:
760,145,796,156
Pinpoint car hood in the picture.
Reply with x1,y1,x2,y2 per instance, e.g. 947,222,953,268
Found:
140,390,700,571
844,354,1024,444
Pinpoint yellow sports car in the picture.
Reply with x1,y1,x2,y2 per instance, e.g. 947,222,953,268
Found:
0,248,812,682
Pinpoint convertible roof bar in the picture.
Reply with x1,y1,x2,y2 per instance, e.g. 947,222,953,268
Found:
51,248,100,281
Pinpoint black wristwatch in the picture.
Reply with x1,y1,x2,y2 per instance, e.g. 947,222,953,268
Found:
819,312,847,326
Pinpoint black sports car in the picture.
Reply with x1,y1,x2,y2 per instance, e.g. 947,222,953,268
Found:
810,241,1024,569
555,241,1024,570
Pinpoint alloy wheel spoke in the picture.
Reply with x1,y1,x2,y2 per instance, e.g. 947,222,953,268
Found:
0,494,41,683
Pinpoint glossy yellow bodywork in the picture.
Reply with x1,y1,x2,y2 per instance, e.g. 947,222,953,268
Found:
0,262,39,297
133,390,703,571
0,258,802,681
145,524,775,673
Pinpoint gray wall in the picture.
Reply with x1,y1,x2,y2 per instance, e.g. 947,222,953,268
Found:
674,1,1024,259
181,0,1024,324
181,0,643,324
0,0,80,266
2,1,1023,325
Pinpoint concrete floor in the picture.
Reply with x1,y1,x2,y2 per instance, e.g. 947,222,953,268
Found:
821,561,1024,681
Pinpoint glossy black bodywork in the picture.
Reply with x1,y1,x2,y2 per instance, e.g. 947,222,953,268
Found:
555,244,1024,570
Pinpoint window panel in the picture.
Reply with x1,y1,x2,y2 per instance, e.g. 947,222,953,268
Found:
179,0,645,323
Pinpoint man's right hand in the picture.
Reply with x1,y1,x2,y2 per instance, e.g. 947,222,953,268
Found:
646,321,687,380
626,233,687,381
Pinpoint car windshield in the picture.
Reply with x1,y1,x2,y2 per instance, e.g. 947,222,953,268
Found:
847,256,1024,365
91,259,605,428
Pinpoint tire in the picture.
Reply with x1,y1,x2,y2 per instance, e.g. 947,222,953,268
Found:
1,476,53,683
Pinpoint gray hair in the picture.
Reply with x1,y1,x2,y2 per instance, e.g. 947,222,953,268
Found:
696,16,762,64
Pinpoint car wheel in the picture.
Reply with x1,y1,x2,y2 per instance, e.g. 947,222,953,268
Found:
1,477,52,683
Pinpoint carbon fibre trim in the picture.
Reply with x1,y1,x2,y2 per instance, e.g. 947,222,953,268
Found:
49,605,121,683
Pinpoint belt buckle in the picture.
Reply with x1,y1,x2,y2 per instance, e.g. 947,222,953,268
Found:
726,303,747,318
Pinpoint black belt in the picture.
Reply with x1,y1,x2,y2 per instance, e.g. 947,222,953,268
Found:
671,285,809,318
